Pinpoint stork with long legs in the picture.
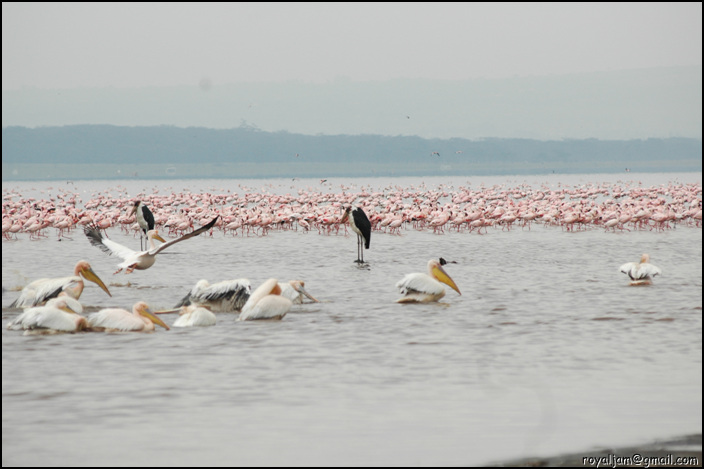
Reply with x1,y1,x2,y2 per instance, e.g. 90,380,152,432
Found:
130,201,155,250
341,206,371,263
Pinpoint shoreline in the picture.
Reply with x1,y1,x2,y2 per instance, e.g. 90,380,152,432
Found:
489,434,702,467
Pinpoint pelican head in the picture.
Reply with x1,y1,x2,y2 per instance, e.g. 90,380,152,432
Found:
290,280,319,302
135,301,170,330
429,259,461,295
146,230,166,244
76,260,112,297
55,292,84,314
640,253,651,264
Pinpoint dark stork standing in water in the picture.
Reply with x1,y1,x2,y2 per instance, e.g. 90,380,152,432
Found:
342,206,371,263
130,201,155,250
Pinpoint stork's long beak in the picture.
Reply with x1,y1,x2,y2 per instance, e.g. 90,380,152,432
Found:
431,264,461,295
139,306,170,330
82,267,112,297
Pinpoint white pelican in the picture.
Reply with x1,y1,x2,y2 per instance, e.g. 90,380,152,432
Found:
175,278,252,312
341,206,371,263
620,253,662,285
89,301,170,332
170,305,217,327
7,297,88,332
9,260,112,308
84,215,219,274
396,258,462,303
130,200,155,250
279,280,319,304
238,278,292,321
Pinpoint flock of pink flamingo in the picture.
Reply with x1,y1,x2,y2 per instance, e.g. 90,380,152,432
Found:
3,180,701,241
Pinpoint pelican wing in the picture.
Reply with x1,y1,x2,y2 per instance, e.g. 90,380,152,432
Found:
173,307,217,327
149,216,219,255
8,303,84,331
239,295,291,321
89,308,143,331
620,262,661,280
85,225,138,261
396,273,445,296
10,276,78,308
176,278,251,311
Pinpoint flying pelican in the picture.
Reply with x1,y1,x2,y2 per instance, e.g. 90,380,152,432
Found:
620,253,662,285
9,260,112,308
396,258,462,303
84,215,219,274
238,278,292,321
130,200,155,250
175,278,251,312
279,280,319,304
341,205,371,263
7,297,88,332
89,301,170,332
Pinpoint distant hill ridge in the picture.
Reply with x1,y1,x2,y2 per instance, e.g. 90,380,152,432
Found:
1,125,701,180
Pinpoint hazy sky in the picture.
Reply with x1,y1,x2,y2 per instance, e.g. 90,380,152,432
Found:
2,2,702,90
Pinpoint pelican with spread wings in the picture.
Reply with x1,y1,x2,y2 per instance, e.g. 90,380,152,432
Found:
84,216,219,274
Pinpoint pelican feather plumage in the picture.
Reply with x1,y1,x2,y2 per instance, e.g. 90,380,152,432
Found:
238,278,292,321
171,305,217,327
396,258,461,303
620,253,662,285
7,297,88,332
84,216,219,274
9,260,111,308
175,278,251,312
89,301,170,332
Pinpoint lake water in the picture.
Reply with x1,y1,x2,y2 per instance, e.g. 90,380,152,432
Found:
2,173,702,466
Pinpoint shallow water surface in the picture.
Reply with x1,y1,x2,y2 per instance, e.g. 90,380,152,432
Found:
2,175,702,466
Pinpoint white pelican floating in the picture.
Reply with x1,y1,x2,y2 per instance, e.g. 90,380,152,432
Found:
279,280,319,304
620,253,662,285
130,200,155,250
169,305,217,327
7,297,88,332
238,278,292,321
89,301,170,332
341,206,371,263
175,278,251,312
9,260,112,308
396,258,462,303
85,216,219,274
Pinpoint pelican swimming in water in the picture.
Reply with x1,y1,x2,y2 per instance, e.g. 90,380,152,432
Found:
396,258,462,303
84,216,219,274
279,280,319,304
620,253,662,285
89,301,170,332
9,260,112,308
169,305,217,327
238,278,292,321
7,297,88,332
175,278,251,312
